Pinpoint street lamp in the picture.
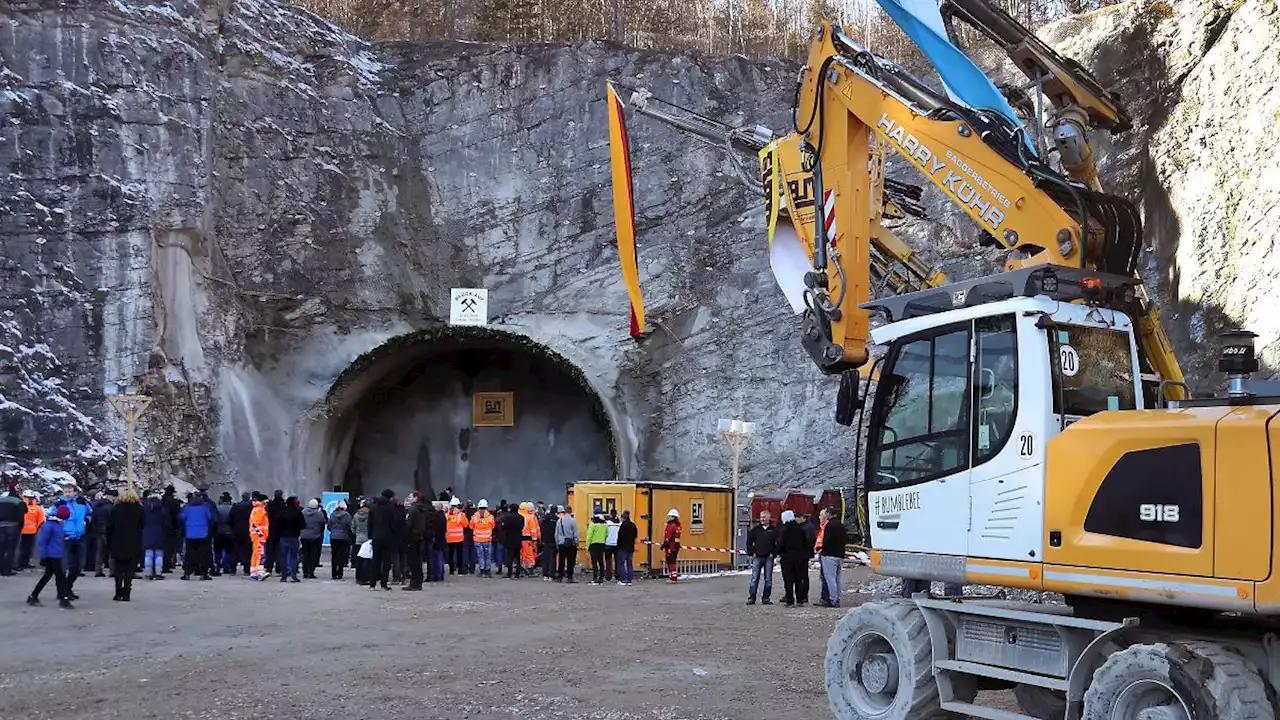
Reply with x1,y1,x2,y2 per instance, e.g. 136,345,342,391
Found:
718,418,757,566
105,379,151,494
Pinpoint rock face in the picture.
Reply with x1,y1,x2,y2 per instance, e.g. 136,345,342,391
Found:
974,0,1280,390
2,0,1278,499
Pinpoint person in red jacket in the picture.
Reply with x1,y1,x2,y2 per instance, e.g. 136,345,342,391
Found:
661,508,682,582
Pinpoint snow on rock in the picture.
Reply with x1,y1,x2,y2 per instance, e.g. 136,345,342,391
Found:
3,0,1277,500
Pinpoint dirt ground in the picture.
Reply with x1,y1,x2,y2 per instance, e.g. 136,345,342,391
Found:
0,564,886,720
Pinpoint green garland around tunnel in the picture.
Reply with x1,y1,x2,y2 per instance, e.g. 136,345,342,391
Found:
325,324,619,477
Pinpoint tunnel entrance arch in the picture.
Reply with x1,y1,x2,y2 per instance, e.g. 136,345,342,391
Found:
312,326,621,506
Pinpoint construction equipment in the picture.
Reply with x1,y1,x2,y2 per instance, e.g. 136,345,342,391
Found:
614,84,950,302
606,1,1280,718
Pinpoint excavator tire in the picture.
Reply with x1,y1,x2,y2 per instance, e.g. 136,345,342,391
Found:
1012,684,1066,720
826,600,954,720
1083,641,1272,720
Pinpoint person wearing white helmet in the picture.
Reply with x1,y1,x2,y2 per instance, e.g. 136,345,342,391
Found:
660,508,682,582
470,499,496,578
445,497,467,575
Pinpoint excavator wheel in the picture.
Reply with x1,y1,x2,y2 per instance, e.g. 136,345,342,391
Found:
826,600,957,720
1013,684,1066,720
1083,641,1272,720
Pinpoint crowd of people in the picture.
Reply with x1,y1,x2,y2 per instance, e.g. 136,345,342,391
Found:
743,506,847,608
2,478,694,609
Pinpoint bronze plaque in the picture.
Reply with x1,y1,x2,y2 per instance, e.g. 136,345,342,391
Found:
473,392,514,427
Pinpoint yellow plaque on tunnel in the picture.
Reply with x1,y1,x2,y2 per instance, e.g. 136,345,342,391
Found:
473,392,514,427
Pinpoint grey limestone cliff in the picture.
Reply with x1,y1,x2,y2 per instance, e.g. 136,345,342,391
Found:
2,0,1278,501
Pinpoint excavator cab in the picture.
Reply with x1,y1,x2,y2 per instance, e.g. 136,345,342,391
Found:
855,267,1144,567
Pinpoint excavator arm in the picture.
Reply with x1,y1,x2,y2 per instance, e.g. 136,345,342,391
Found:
610,82,948,306
782,21,1183,401
940,0,1132,189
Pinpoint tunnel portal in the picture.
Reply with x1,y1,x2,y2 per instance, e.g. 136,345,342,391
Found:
336,328,616,506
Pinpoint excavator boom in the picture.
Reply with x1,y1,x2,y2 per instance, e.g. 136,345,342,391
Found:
777,20,1183,402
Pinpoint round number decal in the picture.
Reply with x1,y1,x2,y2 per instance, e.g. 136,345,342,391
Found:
1059,345,1080,377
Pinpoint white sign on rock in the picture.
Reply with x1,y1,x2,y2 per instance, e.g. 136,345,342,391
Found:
450,288,488,326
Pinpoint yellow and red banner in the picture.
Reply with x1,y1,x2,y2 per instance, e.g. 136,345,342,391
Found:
606,82,646,338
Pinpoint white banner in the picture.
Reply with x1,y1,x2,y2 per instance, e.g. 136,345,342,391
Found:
450,288,488,326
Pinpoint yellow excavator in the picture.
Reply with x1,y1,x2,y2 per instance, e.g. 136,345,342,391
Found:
607,1,1280,719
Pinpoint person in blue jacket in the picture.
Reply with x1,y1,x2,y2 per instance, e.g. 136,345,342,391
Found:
180,492,214,581
28,501,74,609
54,479,92,600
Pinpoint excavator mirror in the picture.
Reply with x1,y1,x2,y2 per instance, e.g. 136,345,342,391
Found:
835,369,861,426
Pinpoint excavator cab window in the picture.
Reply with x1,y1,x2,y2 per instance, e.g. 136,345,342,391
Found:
869,323,972,488
1046,325,1136,417
867,315,1021,491
974,316,1018,463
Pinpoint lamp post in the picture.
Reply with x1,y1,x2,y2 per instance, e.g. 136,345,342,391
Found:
105,379,151,494
718,418,756,567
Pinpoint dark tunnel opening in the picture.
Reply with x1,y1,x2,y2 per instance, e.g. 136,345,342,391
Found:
332,328,617,506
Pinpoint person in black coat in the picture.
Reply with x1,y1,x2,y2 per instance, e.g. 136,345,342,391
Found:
107,491,146,601
264,490,285,574
403,494,429,591
273,497,305,583
745,511,779,605
500,509,525,578
228,493,253,575
423,504,445,582
539,511,558,578
141,493,172,580
367,490,401,590
91,492,116,577
616,511,638,585
775,510,811,607
160,485,182,573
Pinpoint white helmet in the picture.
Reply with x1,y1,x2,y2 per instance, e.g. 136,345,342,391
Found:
478,499,488,508
449,497,461,507
667,508,679,518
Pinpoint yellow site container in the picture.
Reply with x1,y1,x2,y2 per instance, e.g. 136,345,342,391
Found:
565,480,734,577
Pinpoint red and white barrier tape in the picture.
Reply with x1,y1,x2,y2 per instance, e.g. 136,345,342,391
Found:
636,539,870,565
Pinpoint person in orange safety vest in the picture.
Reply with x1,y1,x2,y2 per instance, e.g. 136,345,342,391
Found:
814,511,830,605
470,499,496,577
249,495,270,580
519,502,540,571
445,498,468,576
18,490,45,570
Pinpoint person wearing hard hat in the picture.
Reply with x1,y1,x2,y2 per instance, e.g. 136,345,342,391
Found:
469,499,496,578
519,501,540,572
445,497,467,575
660,508,682,582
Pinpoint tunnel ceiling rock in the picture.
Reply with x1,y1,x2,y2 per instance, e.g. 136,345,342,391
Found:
3,0,1277,495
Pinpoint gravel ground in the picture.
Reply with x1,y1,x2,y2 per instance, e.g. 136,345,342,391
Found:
0,565,881,720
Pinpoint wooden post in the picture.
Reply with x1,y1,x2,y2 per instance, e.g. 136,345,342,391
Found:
107,395,152,494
